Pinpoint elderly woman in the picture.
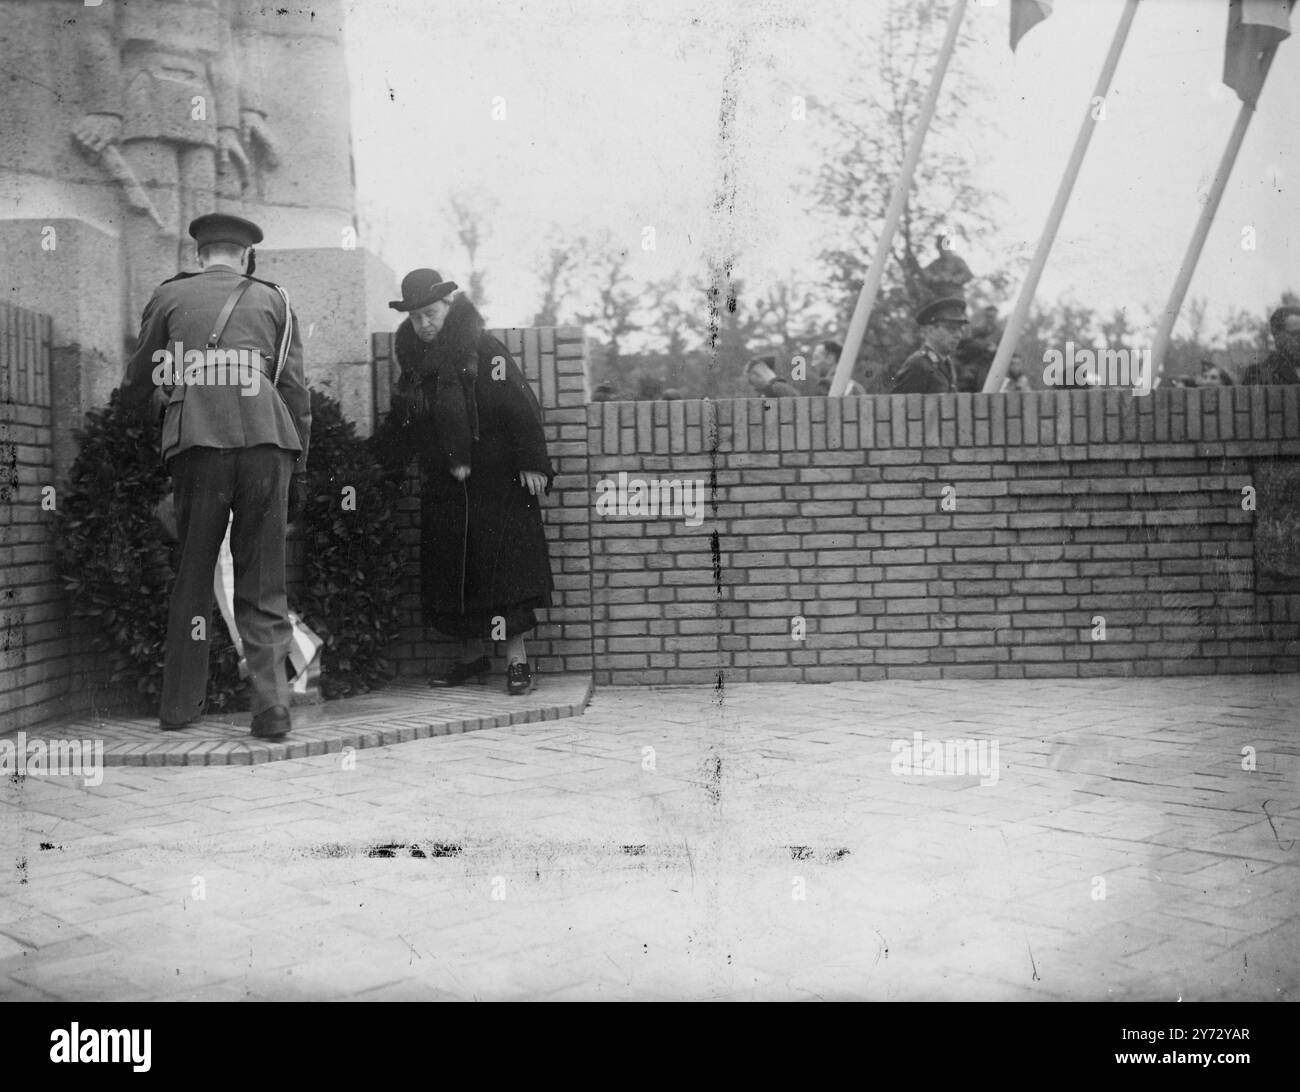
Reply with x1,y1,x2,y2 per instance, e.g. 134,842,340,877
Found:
374,269,555,694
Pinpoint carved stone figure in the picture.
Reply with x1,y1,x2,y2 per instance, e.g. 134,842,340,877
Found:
70,0,280,318
0,0,384,422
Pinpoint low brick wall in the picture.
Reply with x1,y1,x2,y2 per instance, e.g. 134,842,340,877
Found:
0,304,82,732
2,314,595,730
7,302,1300,727
587,388,1300,685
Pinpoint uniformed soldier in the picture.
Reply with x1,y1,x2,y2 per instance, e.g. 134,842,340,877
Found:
119,212,310,739
1239,306,1300,386
883,298,969,395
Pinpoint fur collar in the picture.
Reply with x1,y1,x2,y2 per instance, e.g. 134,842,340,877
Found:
439,294,484,366
392,293,484,445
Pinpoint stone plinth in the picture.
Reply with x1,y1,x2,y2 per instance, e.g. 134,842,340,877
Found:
0,218,125,437
255,247,396,434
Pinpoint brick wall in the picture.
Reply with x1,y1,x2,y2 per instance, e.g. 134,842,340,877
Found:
8,309,1299,727
588,388,1300,685
371,326,593,680
0,303,78,732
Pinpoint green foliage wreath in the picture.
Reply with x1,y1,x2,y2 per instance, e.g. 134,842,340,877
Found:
57,388,402,711
297,390,404,699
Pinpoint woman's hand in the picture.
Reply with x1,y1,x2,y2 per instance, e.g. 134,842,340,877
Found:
519,471,547,496
451,465,471,482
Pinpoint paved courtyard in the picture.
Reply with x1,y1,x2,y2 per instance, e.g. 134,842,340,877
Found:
1,674,1297,1001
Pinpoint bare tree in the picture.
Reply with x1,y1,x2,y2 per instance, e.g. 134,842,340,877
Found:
565,231,644,368
753,277,826,368
645,278,698,359
812,0,995,371
1098,306,1135,348
1183,296,1209,348
445,192,498,307
532,238,574,327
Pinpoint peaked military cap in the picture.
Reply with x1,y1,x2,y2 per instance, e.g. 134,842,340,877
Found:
188,212,264,249
916,297,969,326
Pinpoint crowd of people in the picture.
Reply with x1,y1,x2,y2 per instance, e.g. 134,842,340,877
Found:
592,300,1300,402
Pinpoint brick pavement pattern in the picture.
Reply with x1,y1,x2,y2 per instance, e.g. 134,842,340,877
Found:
12,677,593,767
1,676,1296,1001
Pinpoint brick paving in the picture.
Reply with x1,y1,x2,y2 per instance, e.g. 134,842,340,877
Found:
1,674,1296,1001
1,676,593,767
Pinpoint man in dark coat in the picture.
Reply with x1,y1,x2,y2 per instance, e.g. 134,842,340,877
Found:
373,269,555,695
119,212,310,739
1239,306,1300,386
883,297,968,395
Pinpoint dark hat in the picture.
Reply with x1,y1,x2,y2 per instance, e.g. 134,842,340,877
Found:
188,212,263,249
916,297,969,326
389,268,459,312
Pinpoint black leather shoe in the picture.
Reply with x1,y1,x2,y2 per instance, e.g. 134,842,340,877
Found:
250,705,292,740
505,662,533,696
429,655,491,688
159,718,200,732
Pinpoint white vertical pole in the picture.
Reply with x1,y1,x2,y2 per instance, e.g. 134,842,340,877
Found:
827,0,967,397
1148,50,1275,380
982,0,1141,394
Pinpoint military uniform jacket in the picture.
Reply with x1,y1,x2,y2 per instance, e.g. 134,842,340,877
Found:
1239,350,1300,386
120,265,310,469
889,345,958,395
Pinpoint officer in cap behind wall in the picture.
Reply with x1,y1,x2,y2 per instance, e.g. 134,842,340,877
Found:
119,212,311,739
882,297,969,395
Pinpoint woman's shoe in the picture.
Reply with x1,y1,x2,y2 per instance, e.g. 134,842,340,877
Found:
505,662,533,695
429,655,491,688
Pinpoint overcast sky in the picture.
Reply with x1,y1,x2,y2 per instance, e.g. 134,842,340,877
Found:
344,0,1297,340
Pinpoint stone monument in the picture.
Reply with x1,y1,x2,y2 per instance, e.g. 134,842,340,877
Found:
0,0,393,468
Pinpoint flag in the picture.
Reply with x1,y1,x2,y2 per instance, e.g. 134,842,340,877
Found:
1010,0,1053,51
1224,0,1294,103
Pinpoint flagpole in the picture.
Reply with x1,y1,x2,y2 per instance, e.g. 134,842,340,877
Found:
982,0,1141,394
827,0,966,397
1148,49,1277,382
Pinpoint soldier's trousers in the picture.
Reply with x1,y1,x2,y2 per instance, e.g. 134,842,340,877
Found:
160,445,293,723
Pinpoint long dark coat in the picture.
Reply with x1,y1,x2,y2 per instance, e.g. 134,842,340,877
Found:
373,295,555,639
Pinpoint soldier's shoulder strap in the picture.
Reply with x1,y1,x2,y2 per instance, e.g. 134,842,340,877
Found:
245,275,295,385
245,274,283,292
